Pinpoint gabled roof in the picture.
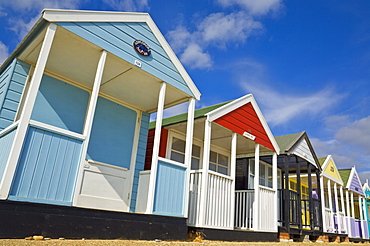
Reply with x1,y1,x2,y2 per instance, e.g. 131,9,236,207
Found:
274,131,320,168
150,94,280,153
320,155,343,185
339,167,365,196
1,9,201,104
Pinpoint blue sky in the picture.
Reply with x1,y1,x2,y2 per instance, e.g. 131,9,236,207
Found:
1,0,370,181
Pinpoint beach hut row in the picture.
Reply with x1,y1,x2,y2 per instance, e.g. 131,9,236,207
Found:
0,9,368,243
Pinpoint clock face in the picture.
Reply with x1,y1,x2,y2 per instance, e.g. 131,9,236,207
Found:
133,40,151,56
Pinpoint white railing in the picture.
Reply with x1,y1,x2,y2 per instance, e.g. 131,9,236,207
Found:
324,208,333,232
338,211,347,233
235,190,254,229
204,171,233,229
258,186,276,231
188,171,202,225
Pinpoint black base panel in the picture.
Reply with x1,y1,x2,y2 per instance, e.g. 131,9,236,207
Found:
188,227,278,242
0,200,187,240
278,226,323,236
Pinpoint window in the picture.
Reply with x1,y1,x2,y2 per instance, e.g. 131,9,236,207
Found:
249,159,273,188
209,151,229,175
169,136,201,169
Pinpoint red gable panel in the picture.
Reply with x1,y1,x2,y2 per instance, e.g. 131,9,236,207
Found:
214,102,275,151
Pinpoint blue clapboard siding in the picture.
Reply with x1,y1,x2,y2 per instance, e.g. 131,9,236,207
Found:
130,112,150,212
153,160,186,217
0,59,30,130
31,74,89,134
349,172,365,196
9,126,82,206
87,96,137,169
56,22,194,98
0,127,17,184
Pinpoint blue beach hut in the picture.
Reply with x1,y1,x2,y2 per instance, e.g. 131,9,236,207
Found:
0,9,200,239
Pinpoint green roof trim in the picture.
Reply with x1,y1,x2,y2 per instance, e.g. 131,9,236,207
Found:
339,169,351,186
149,101,231,129
318,157,327,166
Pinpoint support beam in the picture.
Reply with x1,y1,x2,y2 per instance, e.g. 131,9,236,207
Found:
340,185,347,233
146,82,166,214
183,98,196,218
253,143,260,231
334,183,340,233
315,169,323,230
320,176,327,232
307,163,313,230
328,179,334,231
272,152,278,232
296,157,302,229
346,190,352,237
73,50,107,204
229,132,237,228
0,23,57,199
198,120,212,227
359,196,365,238
283,156,290,231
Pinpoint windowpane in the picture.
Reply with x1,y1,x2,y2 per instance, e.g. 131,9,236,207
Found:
259,164,266,186
192,145,201,158
191,158,200,170
218,154,228,166
170,151,185,163
172,137,185,152
209,163,217,172
210,151,217,163
219,166,228,175
268,166,272,188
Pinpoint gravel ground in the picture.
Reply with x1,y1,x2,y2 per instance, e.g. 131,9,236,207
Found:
0,239,369,246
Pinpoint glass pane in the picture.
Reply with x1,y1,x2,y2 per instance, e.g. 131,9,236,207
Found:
210,151,217,163
249,159,255,175
191,158,200,170
192,145,201,158
259,163,266,186
172,137,185,153
268,165,272,188
248,176,254,189
209,163,216,172
170,151,185,163
219,166,228,175
218,154,228,166
277,169,282,189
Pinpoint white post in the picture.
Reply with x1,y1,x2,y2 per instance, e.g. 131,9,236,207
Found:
230,132,237,228
0,23,57,199
198,120,211,227
346,190,352,237
328,179,334,231
359,196,365,238
253,143,260,231
351,192,355,220
320,176,327,232
183,98,196,218
272,152,278,232
72,50,107,204
340,185,347,233
334,183,340,233
146,82,166,214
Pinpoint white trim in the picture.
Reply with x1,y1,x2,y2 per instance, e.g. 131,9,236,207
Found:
29,120,85,140
198,120,211,227
359,196,365,238
334,183,341,233
72,50,107,206
146,82,166,214
346,190,352,237
86,159,129,171
0,121,19,137
157,157,187,168
253,143,260,231
321,155,344,185
339,185,347,232
272,152,278,231
15,65,34,121
0,23,57,199
230,132,237,229
206,94,279,153
320,176,327,232
183,98,196,218
328,179,335,230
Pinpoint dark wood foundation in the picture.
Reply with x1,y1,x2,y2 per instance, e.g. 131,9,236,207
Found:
0,200,187,240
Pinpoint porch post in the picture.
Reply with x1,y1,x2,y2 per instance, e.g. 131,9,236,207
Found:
315,168,323,230
72,50,107,204
307,163,313,230
0,23,57,199
359,196,365,238
296,158,302,230
346,190,352,237
340,185,347,233
230,132,237,228
253,143,260,231
198,120,212,227
284,156,290,231
146,82,166,214
351,192,355,222
320,176,327,232
183,98,196,218
272,152,278,231
328,179,334,231
334,182,340,233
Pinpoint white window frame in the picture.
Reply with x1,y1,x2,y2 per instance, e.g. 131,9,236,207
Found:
249,158,274,189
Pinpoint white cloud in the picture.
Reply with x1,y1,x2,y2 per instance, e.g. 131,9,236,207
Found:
198,12,262,47
8,15,41,41
180,43,213,69
0,41,9,65
102,0,149,11
167,12,263,69
216,0,283,16
335,115,370,155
